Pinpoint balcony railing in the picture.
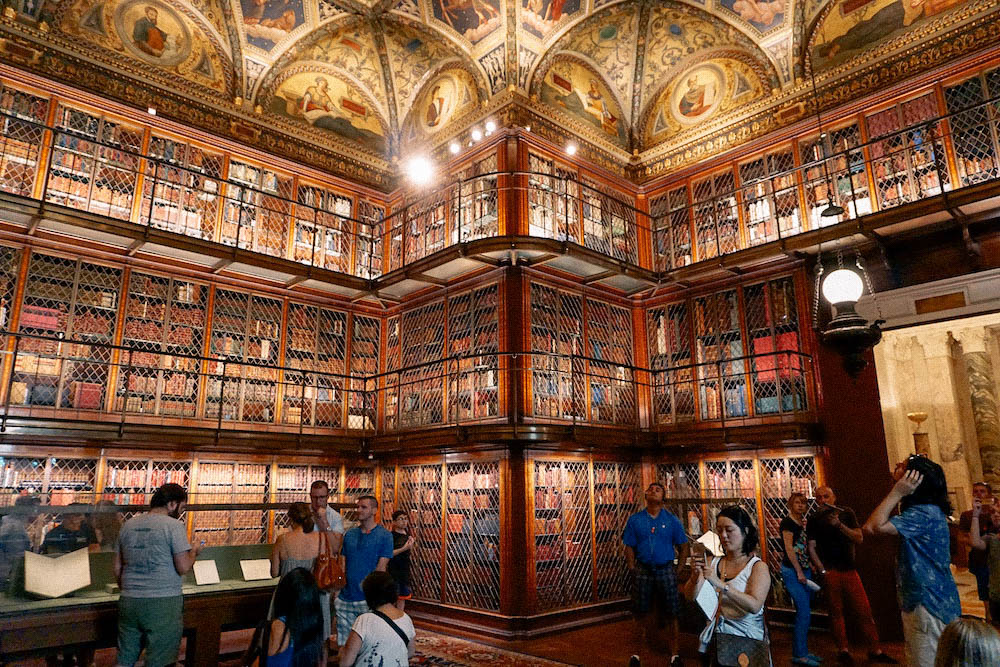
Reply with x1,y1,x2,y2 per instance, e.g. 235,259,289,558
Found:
0,332,813,436
3,90,1000,278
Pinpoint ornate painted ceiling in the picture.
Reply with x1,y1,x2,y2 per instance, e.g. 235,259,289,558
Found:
1,0,998,186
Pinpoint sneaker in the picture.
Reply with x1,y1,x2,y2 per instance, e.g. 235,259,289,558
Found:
792,658,821,667
670,657,683,667
837,651,854,665
807,655,823,663
628,657,641,667
868,653,898,664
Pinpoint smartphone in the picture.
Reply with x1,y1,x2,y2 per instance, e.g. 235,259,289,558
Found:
691,542,707,567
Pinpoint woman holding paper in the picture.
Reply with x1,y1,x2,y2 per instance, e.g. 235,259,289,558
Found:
781,493,821,666
685,505,772,666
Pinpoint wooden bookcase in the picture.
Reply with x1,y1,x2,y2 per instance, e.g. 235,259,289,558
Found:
582,178,635,263
646,301,695,424
141,133,223,240
943,69,1000,186
206,289,282,423
693,289,745,421
383,315,400,430
0,83,48,198
294,182,353,273
116,271,207,417
45,104,143,221
222,160,293,257
532,458,592,611
691,171,739,260
738,147,800,246
355,200,385,279
585,299,634,425
452,153,499,244
282,302,347,428
349,315,380,430
529,283,583,420
398,302,445,428
13,252,122,411
592,462,641,601
0,456,98,506
447,284,500,422
394,464,444,600
648,185,692,271
798,122,871,228
527,152,579,241
743,276,805,415
191,461,269,546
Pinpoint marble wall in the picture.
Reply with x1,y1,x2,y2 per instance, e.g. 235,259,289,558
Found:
873,313,1000,513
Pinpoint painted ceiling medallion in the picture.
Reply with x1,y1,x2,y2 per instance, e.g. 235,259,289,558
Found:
114,0,192,67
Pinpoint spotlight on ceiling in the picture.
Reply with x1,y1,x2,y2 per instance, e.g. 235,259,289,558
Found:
471,128,483,142
525,125,531,132
147,107,157,116
406,156,434,187
485,120,497,133
449,142,460,155
566,142,577,156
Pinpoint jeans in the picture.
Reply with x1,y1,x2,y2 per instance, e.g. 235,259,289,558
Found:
781,564,815,658
901,604,947,667
825,569,880,652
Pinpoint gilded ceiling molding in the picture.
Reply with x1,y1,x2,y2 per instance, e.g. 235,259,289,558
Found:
628,0,653,154
370,16,401,148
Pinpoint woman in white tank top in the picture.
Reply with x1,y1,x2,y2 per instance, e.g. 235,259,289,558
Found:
684,505,772,664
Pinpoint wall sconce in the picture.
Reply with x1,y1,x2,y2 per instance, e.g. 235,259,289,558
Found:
818,257,884,377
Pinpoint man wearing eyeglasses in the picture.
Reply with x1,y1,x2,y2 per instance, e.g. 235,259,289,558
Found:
309,480,344,553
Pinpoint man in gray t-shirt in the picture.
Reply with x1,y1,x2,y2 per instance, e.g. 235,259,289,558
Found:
114,483,201,667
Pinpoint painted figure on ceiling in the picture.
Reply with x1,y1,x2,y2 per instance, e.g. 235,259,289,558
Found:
241,0,305,50
132,6,169,58
434,0,500,42
301,77,335,114
425,86,446,127
730,0,783,29
585,79,617,134
815,0,964,61
678,76,710,118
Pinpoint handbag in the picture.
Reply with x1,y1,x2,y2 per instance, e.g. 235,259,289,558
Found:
714,632,770,667
313,531,346,591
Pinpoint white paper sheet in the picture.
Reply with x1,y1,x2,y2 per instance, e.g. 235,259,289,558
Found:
24,547,91,598
240,559,273,581
695,579,719,620
697,530,724,557
193,559,220,585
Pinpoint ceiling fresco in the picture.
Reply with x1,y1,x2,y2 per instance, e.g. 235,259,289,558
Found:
0,0,998,184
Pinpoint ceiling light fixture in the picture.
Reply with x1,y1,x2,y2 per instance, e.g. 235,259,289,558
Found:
449,142,460,155
485,120,497,133
815,248,883,377
470,128,483,142
566,142,577,156
147,107,157,116
405,156,434,187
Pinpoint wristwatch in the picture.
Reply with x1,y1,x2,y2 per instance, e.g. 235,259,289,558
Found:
722,584,730,595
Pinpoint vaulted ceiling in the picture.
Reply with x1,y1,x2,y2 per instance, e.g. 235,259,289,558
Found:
2,0,997,186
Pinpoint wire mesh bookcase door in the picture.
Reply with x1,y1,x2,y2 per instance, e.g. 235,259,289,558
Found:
443,461,501,610
380,466,396,524
448,284,500,423
397,464,443,601
944,75,1000,186
760,456,818,607
533,459,593,611
400,303,445,429
0,85,46,198
272,464,310,536
586,300,634,425
694,290,748,421
595,462,641,601
744,277,805,416
1,456,49,505
657,462,705,537
703,459,758,532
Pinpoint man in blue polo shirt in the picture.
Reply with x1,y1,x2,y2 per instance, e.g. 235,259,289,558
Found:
623,481,689,667
334,494,393,650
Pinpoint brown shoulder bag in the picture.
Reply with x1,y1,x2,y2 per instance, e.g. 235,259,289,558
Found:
312,531,346,591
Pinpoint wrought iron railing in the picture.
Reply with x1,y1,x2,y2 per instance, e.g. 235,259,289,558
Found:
0,331,813,435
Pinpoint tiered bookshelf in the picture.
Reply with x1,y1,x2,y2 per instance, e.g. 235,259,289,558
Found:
349,315,380,429
647,302,695,424
866,93,949,209
527,153,579,242
533,460,592,611
271,463,342,534
141,134,223,240
396,464,444,600
102,458,190,518
529,284,583,419
282,303,347,428
448,284,499,422
13,253,122,411
355,200,385,279
191,461,269,546
586,299,633,424
693,290,746,420
443,461,501,610
582,178,634,262
403,198,447,265
117,272,206,417
744,276,804,415
704,458,758,530
593,462,640,601
943,72,1000,186
0,456,48,505
0,84,47,197
799,123,871,227
383,315,400,430
206,289,282,423
657,462,705,536
0,456,98,506
399,302,444,428
760,456,818,607
739,148,800,245
452,153,499,243
691,171,739,260
46,105,143,221
294,183,353,273
341,465,375,524
649,185,692,270
223,160,293,257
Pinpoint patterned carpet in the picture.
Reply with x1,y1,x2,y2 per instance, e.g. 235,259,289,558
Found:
413,630,575,666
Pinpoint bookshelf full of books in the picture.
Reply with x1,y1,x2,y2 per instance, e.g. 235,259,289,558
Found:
760,455,820,608
527,153,580,242
739,148,801,246
398,302,445,428
191,461,270,546
222,159,293,258
691,171,739,260
206,289,283,423
799,123,871,227
0,456,98,506
586,299,634,425
704,458,758,530
102,459,190,519
355,200,385,279
582,178,635,263
282,303,347,428
0,82,47,198
447,284,500,423
592,462,641,601
442,462,501,611
693,289,746,421
340,466,376,523
743,276,805,416
45,105,143,221
294,183,354,273
657,462,706,536
393,464,445,600
943,71,1000,186
865,93,950,209
141,133,223,240
529,283,583,420
116,271,207,417
647,301,695,425
383,315,400,430
532,459,593,611
349,315,380,430
13,252,122,411
649,185,692,271
451,153,499,244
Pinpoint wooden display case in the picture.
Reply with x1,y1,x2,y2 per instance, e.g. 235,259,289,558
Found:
0,83,47,198
141,133,223,240
294,182,353,273
222,160,293,257
282,302,347,428
943,70,1000,185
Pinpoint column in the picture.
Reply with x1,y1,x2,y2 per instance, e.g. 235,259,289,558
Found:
955,327,1000,489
